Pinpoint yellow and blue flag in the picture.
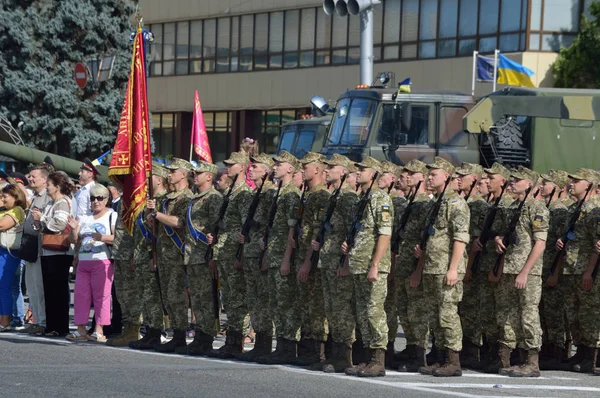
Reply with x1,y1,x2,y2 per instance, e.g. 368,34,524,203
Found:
497,53,534,87
398,78,411,94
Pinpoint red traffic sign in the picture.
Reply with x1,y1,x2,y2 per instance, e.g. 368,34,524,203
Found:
74,62,88,88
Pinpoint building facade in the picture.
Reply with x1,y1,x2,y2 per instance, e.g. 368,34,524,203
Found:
140,0,594,161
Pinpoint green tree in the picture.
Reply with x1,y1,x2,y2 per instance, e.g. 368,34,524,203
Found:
0,0,136,158
553,2,600,88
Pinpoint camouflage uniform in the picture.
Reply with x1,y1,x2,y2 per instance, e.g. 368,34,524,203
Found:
492,169,548,352
295,178,330,343
185,178,222,338
348,171,393,351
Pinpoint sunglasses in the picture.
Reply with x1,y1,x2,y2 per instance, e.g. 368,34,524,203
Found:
90,196,106,202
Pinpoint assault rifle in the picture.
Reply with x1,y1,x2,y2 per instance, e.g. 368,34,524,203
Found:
311,174,347,267
412,177,451,271
492,186,532,277
235,172,269,261
464,179,477,201
290,180,310,265
549,183,593,277
391,180,422,254
546,187,556,208
259,180,283,266
339,172,379,268
470,181,508,274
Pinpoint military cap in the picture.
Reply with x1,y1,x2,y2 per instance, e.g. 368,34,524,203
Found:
81,157,100,175
540,169,568,188
273,150,300,171
403,159,428,175
355,156,383,174
380,161,398,175
511,165,540,183
165,157,193,171
568,168,599,184
223,151,250,166
194,161,219,175
323,153,355,172
483,162,511,179
300,152,327,165
455,162,483,176
9,172,28,186
152,161,169,179
250,153,275,168
426,156,455,174
43,155,55,169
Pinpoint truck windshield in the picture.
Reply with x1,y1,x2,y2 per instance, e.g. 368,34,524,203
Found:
278,129,295,154
326,97,377,146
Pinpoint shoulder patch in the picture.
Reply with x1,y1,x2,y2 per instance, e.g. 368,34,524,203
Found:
533,214,544,228
381,205,390,222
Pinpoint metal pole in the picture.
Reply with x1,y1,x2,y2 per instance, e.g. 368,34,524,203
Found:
493,49,499,92
359,8,373,86
471,51,478,96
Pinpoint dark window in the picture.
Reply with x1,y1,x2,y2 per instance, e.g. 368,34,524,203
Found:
240,15,253,71
294,130,316,158
479,0,499,35
203,19,216,73
278,129,295,154
254,13,268,70
269,12,284,69
439,0,458,38
300,8,315,67
500,0,522,32
284,10,299,68
419,0,438,41
459,0,478,36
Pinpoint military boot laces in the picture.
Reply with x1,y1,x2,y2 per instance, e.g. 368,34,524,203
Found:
129,327,162,350
236,332,273,362
433,350,463,377
508,349,541,378
154,329,187,353
323,343,353,373
357,348,386,378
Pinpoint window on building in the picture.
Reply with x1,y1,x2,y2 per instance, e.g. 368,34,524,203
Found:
269,12,284,69
176,22,189,75
300,9,315,67
216,18,230,73
231,17,239,72
284,10,299,68
240,15,253,72
190,21,202,74
202,111,231,164
163,23,175,75
151,113,176,156
254,13,269,70
203,19,216,73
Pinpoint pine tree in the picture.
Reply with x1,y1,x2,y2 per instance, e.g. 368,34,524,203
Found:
0,0,136,158
553,2,600,88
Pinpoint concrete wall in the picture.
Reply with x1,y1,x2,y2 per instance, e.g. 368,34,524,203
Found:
147,52,555,113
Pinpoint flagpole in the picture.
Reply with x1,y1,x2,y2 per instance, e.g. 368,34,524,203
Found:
493,49,499,92
471,51,478,96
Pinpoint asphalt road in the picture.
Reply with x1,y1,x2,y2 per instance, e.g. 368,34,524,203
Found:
2,332,600,398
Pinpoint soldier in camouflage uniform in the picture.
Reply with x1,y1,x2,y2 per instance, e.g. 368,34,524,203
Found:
292,152,331,366
129,163,170,350
256,151,302,364
491,166,548,377
393,160,431,372
538,170,571,369
454,163,488,368
147,158,194,352
556,169,599,373
209,152,253,358
471,163,514,372
310,154,359,373
342,156,393,378
414,157,469,378
174,161,223,356
378,161,407,367
236,153,276,362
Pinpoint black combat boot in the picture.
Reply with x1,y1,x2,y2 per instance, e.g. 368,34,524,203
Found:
236,332,273,362
208,330,243,359
154,329,186,353
129,327,162,350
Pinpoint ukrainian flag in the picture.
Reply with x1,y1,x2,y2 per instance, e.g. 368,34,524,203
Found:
497,53,535,88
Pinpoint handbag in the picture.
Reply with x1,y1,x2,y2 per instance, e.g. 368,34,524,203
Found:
0,229,21,251
17,233,38,262
42,225,72,252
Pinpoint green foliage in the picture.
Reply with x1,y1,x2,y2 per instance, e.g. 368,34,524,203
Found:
553,2,600,88
0,0,136,158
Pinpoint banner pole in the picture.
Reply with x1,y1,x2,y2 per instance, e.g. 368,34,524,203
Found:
471,51,478,96
493,49,499,92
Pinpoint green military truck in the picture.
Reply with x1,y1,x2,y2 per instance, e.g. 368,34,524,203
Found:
314,79,600,172
276,115,330,158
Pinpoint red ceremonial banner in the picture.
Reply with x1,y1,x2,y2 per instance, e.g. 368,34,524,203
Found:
108,28,152,235
190,90,213,163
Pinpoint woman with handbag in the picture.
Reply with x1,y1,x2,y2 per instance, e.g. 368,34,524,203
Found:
31,172,73,337
65,184,116,342
0,184,26,331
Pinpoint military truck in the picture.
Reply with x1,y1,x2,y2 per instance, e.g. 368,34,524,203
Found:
276,114,331,158
463,87,600,172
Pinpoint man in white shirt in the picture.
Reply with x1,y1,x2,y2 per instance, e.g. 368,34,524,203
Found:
75,158,98,218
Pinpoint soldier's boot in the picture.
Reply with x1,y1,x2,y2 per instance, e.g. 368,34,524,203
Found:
291,339,325,366
483,343,505,374
425,342,438,366
154,329,186,353
296,336,309,358
508,349,541,378
573,346,598,373
106,323,141,347
312,342,337,371
419,348,446,375
398,346,427,372
256,337,284,364
209,330,244,359
184,332,214,356
357,348,386,378
433,350,463,377
385,341,397,369
237,332,273,362
394,344,416,363
260,339,298,365
324,343,353,373
345,348,371,376
557,344,584,370
129,327,162,350
539,343,552,362
460,340,480,369
540,344,565,370
496,345,517,375
352,338,367,366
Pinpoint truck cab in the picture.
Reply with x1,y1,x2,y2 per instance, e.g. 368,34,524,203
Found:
318,85,479,165
276,115,330,158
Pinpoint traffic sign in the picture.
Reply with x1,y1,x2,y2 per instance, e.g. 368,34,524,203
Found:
74,62,88,88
